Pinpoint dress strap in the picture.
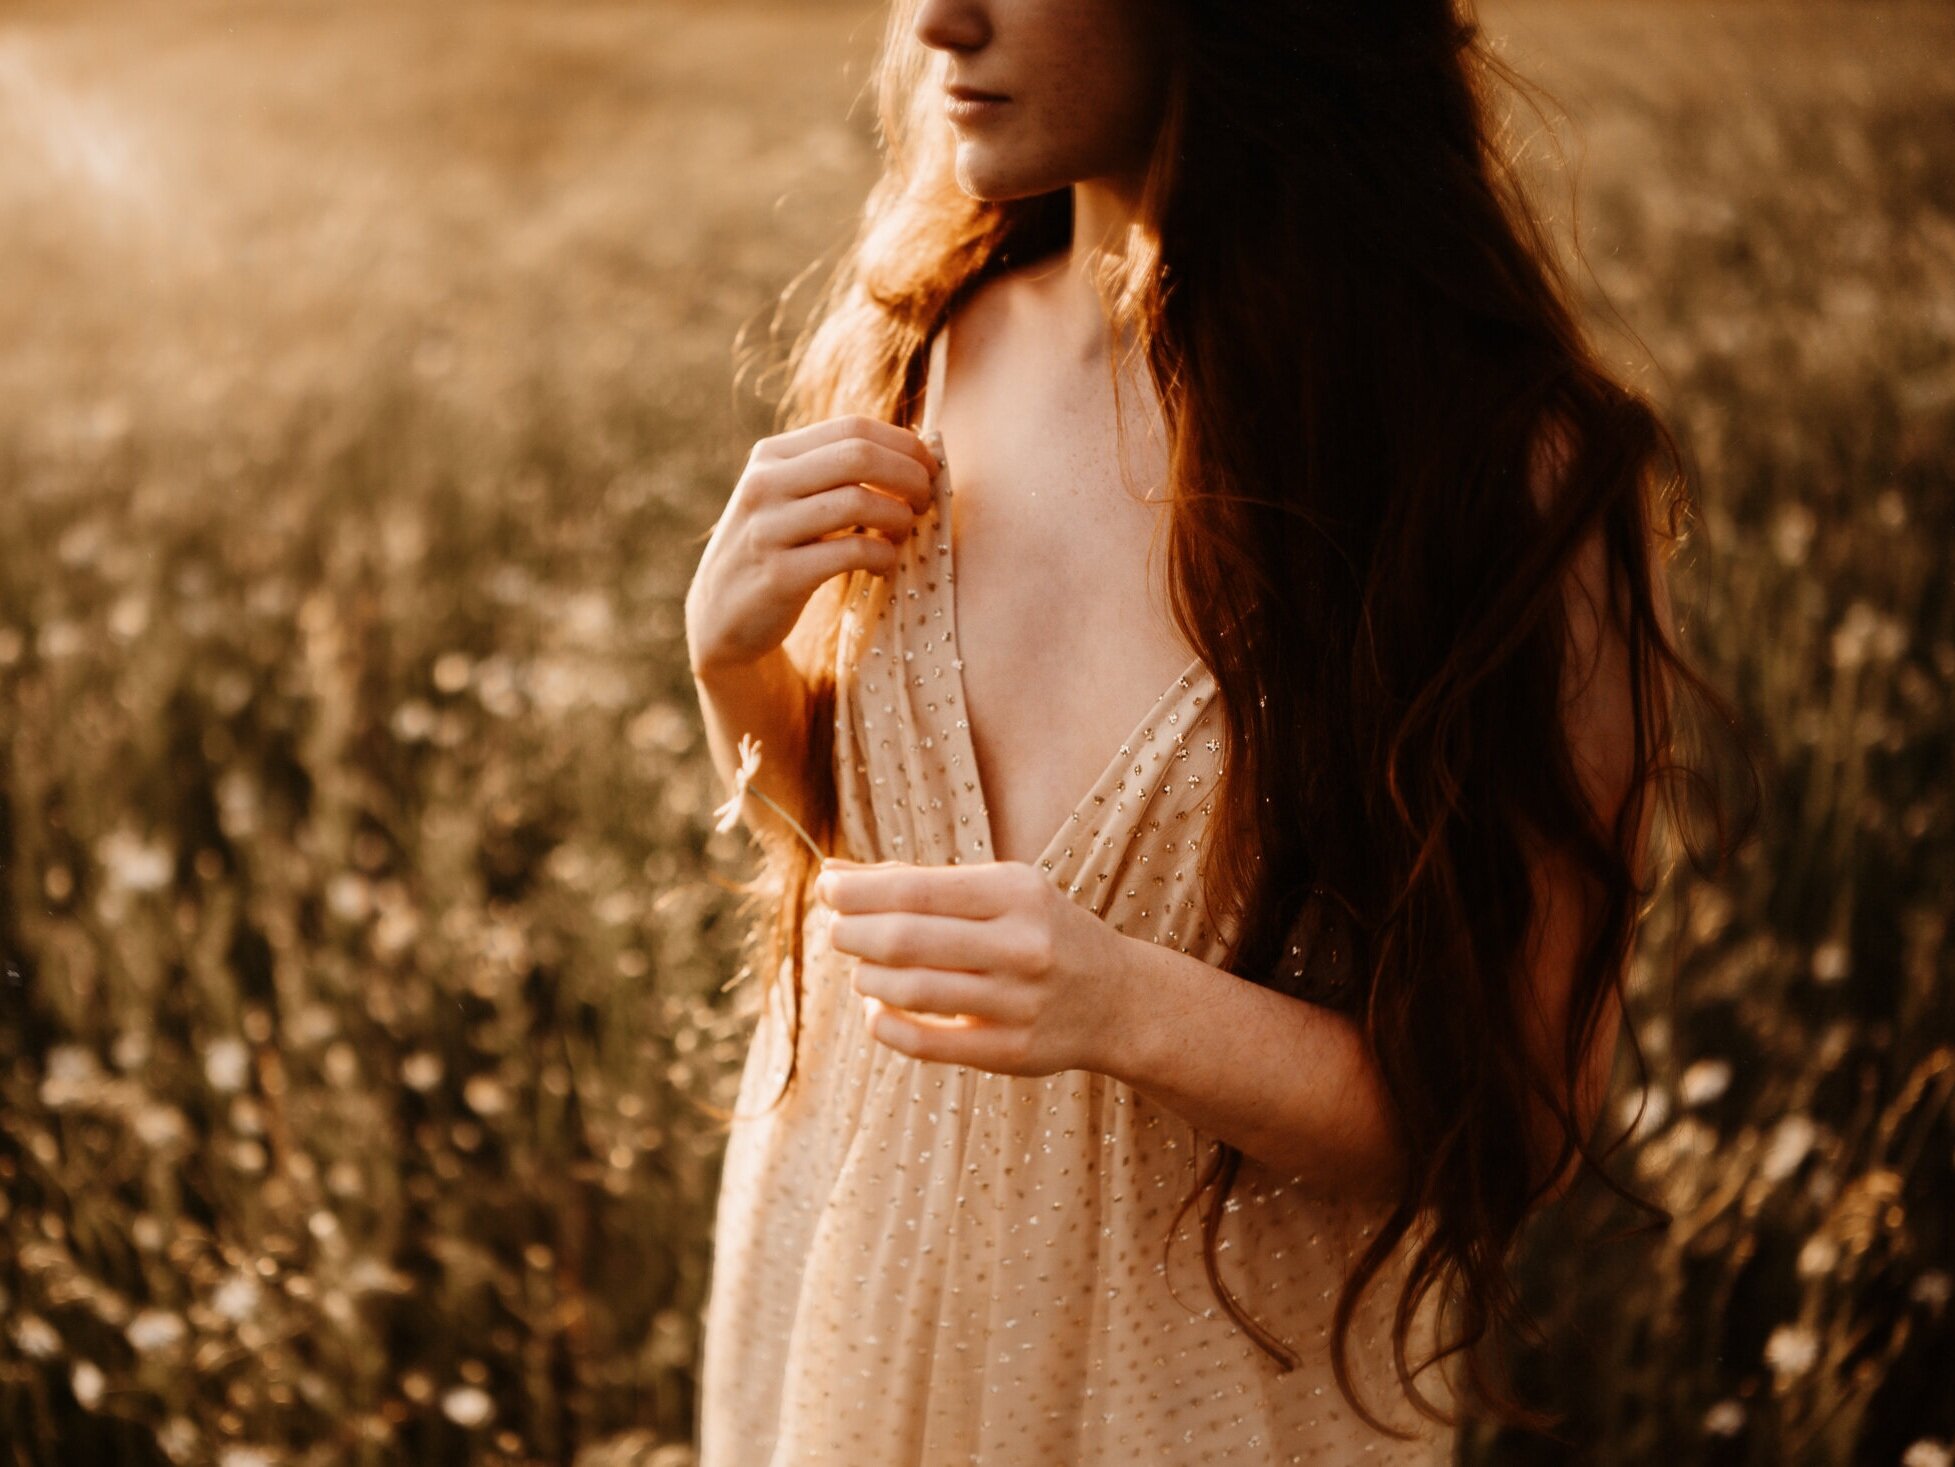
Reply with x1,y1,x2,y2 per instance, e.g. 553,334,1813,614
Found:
919,317,950,437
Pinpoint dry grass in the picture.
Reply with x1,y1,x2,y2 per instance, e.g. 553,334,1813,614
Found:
0,2,1948,1463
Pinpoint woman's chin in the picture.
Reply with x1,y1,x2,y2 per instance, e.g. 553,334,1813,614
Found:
952,152,1066,206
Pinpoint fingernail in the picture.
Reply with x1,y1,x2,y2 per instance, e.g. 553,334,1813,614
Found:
924,431,946,470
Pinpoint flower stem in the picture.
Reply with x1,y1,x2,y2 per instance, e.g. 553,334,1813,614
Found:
745,787,826,862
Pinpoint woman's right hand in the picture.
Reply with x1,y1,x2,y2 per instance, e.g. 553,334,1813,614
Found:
685,415,943,677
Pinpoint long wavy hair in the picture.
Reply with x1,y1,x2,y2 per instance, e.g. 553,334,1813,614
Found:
713,0,1760,1439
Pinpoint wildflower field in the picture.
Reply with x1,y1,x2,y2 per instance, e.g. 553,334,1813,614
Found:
0,1,1949,1464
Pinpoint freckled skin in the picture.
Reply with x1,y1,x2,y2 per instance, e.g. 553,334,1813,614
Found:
912,0,1197,870
699,480,1454,1455
695,6,1463,1460
916,0,1171,204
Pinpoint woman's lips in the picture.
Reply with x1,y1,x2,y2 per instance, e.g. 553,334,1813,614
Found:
944,92,1009,124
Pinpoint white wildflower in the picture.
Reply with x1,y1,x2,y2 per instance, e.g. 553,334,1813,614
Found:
1760,1114,1817,1183
1763,1322,1819,1379
432,651,473,693
706,733,827,858
323,1042,359,1088
1811,939,1851,984
111,1030,150,1070
1615,1084,1669,1138
1678,1058,1732,1108
344,1258,411,1296
133,1104,188,1149
401,1051,444,1091
1831,600,1880,670
11,1313,60,1358
1702,1398,1745,1437
326,872,372,923
211,1271,262,1323
97,828,173,893
391,699,436,742
1797,1233,1838,1278
1903,1442,1952,1467
1910,1270,1951,1311
462,1075,509,1117
440,1384,495,1428
203,1037,251,1093
71,1361,105,1410
157,1417,198,1464
1769,503,1815,567
711,733,764,834
39,1043,103,1109
126,1308,187,1354
47,1043,101,1084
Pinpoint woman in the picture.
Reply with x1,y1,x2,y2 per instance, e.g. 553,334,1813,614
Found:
683,0,1748,1460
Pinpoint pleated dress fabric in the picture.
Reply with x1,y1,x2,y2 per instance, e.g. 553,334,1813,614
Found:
696,323,1460,1466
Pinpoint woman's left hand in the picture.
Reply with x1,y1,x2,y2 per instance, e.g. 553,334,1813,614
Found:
814,857,1134,1078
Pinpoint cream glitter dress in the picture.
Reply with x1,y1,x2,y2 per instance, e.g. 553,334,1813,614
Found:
696,323,1459,1465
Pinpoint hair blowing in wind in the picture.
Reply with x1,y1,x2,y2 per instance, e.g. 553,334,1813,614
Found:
718,0,1759,1439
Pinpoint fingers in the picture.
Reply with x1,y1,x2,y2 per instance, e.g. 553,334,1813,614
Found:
828,908,1052,979
862,996,1033,1072
851,963,1028,1024
816,860,1034,920
777,532,901,588
769,481,920,550
828,911,988,971
757,417,940,510
765,414,940,471
784,438,937,513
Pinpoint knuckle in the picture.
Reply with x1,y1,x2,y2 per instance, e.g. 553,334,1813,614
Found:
737,460,776,501
1026,929,1056,974
836,440,874,481
1008,868,1052,919
1010,920,1054,974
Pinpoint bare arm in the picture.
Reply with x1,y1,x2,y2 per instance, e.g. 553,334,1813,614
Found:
687,585,831,853
823,423,1654,1211
1104,428,1657,1207
1098,938,1411,1205
683,416,941,850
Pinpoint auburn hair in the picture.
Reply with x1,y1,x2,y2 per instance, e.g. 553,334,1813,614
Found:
712,0,1759,1439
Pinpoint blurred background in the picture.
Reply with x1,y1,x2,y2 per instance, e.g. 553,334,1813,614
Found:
0,0,1949,1463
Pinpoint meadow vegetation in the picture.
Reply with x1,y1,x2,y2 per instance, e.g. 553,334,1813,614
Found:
0,2,1948,1463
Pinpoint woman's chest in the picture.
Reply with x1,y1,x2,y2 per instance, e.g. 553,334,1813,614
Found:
934,389,1203,869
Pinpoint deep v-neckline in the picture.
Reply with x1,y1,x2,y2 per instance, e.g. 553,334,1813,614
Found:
918,316,1213,875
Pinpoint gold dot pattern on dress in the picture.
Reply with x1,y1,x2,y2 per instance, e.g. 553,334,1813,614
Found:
696,323,1460,1465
